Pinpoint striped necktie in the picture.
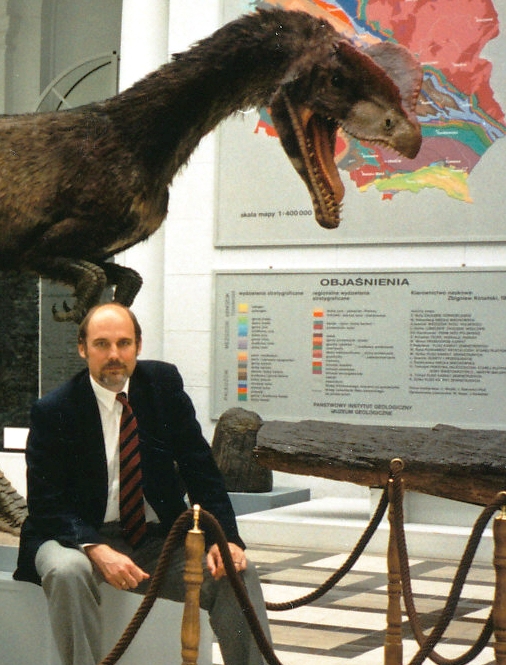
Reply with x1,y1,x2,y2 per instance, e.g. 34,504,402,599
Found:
117,392,147,548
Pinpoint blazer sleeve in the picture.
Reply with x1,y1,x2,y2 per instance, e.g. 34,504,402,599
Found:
148,363,245,549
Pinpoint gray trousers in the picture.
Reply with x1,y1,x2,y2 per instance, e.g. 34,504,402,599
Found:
35,531,271,665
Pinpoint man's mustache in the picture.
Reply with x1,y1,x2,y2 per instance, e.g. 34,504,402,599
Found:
103,361,127,370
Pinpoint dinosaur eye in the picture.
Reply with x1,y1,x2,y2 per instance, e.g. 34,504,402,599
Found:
385,117,393,130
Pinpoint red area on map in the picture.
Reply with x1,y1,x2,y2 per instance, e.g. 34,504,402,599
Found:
364,0,503,122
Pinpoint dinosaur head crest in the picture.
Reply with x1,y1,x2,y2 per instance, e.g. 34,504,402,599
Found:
269,36,423,229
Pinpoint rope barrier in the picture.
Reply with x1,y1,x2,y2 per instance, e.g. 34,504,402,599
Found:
98,508,284,665
99,510,194,665
265,484,389,611
97,460,505,665
390,463,504,665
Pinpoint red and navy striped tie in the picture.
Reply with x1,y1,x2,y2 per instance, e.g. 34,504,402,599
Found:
117,392,147,548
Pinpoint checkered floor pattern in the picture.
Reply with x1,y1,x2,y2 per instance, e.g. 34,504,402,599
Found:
213,544,496,665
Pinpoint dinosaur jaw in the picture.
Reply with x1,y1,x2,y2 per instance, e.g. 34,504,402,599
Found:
270,91,343,229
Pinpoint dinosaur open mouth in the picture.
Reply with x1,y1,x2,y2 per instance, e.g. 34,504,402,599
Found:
270,91,343,229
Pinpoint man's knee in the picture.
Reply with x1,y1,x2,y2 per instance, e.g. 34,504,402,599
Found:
36,541,95,591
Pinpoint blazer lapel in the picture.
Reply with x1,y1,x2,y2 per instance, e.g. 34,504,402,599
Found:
75,372,109,517
128,366,151,424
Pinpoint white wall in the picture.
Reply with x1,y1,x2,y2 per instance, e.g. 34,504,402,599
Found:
41,0,122,90
1,0,121,113
3,0,43,113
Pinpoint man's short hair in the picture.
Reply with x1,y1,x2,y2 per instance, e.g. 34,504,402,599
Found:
77,303,142,345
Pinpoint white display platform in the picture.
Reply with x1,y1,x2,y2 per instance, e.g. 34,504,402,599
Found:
0,546,212,665
229,486,310,515
237,497,494,564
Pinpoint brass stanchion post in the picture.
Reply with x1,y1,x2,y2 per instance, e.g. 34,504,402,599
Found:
385,459,404,665
493,495,506,665
181,504,205,665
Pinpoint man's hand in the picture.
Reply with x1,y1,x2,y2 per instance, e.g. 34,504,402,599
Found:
85,543,150,590
206,542,247,580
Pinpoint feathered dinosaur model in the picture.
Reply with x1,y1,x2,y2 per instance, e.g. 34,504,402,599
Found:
0,8,422,322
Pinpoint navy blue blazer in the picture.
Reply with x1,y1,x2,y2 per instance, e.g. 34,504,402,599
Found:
15,360,244,584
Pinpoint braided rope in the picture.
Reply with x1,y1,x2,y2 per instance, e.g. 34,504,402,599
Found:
390,463,502,665
265,485,389,611
98,509,284,665
99,510,193,665
98,474,501,665
98,498,392,665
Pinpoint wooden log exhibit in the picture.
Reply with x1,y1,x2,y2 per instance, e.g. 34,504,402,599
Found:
254,421,506,506
212,408,273,492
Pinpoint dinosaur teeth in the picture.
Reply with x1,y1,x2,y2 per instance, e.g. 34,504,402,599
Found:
272,91,342,229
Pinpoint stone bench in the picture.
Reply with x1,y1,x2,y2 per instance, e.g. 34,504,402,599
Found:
0,545,212,665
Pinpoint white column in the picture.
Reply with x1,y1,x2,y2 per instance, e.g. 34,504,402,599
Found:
116,0,169,359
3,0,43,114
0,1,9,114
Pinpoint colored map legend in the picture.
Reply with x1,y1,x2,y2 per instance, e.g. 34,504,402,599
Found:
237,303,249,401
214,269,506,427
312,309,324,374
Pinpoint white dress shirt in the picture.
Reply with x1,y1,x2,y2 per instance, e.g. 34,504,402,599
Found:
89,376,157,524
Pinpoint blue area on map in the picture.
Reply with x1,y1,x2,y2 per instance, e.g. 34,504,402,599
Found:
325,0,372,34
255,0,378,38
421,72,506,144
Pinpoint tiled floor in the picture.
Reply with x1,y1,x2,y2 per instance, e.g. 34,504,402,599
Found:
213,544,497,665
0,532,497,664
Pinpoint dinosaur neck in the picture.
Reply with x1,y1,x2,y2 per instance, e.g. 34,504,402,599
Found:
104,9,335,183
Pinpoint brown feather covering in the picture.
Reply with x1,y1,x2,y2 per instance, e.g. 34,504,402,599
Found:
0,9,422,321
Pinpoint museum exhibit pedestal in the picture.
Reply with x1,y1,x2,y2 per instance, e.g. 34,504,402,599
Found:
228,486,310,515
237,495,494,564
0,545,212,665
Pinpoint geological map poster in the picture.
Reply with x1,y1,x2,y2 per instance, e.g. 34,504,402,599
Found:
215,0,506,245
212,269,506,428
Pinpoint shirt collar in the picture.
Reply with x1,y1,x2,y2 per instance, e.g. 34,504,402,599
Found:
89,374,130,413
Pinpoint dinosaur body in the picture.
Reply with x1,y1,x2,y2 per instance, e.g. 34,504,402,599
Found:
0,9,423,321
